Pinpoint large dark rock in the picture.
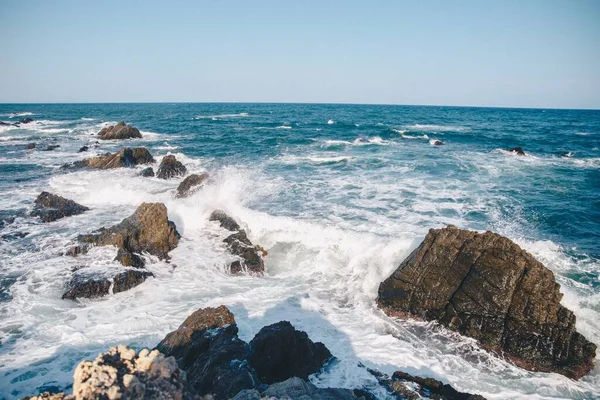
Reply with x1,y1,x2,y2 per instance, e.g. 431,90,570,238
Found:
62,269,153,300
68,147,154,169
248,321,332,384
78,145,89,153
377,225,596,379
79,203,180,267
42,144,60,151
506,147,526,156
97,121,142,140
209,210,266,274
259,377,360,400
176,173,209,198
157,306,258,400
156,155,187,179
387,371,486,400
140,167,155,177
19,117,34,124
30,192,89,223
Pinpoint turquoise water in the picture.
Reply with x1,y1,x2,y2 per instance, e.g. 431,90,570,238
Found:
0,104,599,399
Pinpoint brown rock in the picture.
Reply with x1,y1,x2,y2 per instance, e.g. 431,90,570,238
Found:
72,147,154,169
61,269,153,300
79,203,180,267
507,147,526,156
209,209,240,231
156,155,187,179
97,121,142,140
176,173,209,198
30,192,89,223
377,225,596,379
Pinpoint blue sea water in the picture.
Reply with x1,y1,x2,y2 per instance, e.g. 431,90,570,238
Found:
0,103,599,399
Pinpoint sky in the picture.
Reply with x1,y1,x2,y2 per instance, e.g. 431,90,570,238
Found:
0,0,599,109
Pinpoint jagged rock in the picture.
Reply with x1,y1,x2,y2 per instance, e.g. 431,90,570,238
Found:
209,210,265,274
97,121,142,140
248,321,332,384
79,203,180,267
156,155,187,179
72,345,190,399
115,248,145,268
25,143,36,150
65,245,89,257
62,269,153,300
30,192,89,223
1,231,28,241
388,371,486,400
157,306,257,399
377,225,596,379
78,145,89,152
176,173,209,198
43,144,60,151
20,117,34,124
140,167,155,177
68,147,154,169
209,210,241,231
507,147,526,156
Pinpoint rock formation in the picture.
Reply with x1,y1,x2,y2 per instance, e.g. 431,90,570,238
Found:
62,269,153,300
140,167,155,177
209,210,266,274
384,371,486,400
156,155,187,179
79,202,180,267
377,225,596,379
30,192,89,223
97,121,142,140
507,147,526,156
42,144,60,151
176,173,209,198
68,147,154,169
78,145,88,153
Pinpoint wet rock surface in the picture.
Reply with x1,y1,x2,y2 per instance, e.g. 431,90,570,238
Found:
97,121,142,140
61,269,153,300
30,192,89,223
156,155,187,179
77,145,88,152
176,173,209,198
377,225,597,379
140,167,155,177
68,147,154,169
209,210,266,274
79,202,180,267
506,147,526,155
386,371,486,400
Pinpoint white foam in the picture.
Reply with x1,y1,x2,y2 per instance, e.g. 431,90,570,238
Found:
327,120,335,125
195,112,249,119
405,124,469,132
276,125,292,129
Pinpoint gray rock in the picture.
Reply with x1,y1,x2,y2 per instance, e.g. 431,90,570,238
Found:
30,192,89,223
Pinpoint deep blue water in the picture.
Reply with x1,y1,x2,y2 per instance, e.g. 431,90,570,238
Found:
0,103,599,399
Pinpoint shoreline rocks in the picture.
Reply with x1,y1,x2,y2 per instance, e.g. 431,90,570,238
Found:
66,147,154,169
209,210,265,274
377,225,596,379
61,269,154,300
97,121,142,140
30,192,89,223
176,173,208,198
156,155,187,179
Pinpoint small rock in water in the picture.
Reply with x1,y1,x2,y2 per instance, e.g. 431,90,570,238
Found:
156,155,187,179
97,121,142,140
19,117,34,124
30,191,89,223
209,209,241,231
176,173,209,197
25,143,36,150
42,144,60,151
431,139,444,146
139,167,155,177
507,147,526,155
66,147,154,169
62,269,153,300
77,145,89,152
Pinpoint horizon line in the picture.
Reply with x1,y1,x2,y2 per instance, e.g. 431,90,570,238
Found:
0,100,599,112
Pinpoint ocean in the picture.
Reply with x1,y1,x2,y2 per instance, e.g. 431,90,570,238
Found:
0,103,598,399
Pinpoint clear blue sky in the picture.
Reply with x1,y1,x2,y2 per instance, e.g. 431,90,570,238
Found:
1,0,599,108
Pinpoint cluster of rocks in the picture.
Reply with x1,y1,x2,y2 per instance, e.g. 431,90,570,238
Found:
377,225,597,380
209,210,266,274
97,121,142,140
0,117,34,126
25,306,488,399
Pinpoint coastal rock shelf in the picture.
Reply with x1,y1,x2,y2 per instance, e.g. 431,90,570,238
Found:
377,225,597,379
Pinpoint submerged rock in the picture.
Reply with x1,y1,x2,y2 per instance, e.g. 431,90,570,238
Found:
507,147,526,156
42,144,60,151
248,320,332,384
97,121,142,140
387,371,486,400
19,117,34,124
431,139,444,146
259,377,360,400
25,143,36,150
156,155,187,179
176,173,209,198
30,192,89,223
61,269,153,300
157,305,257,399
79,202,180,267
209,210,266,274
68,147,154,169
140,167,155,177
377,225,596,379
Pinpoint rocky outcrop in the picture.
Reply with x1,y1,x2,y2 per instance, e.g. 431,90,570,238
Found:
157,306,257,399
78,145,88,153
248,321,332,384
176,173,209,198
387,371,486,400
20,117,34,124
79,203,180,267
156,155,187,179
97,121,142,140
235,377,362,400
140,167,155,177
506,147,526,156
377,225,597,379
68,147,154,169
25,143,36,150
30,192,89,223
62,269,153,300
209,210,266,274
